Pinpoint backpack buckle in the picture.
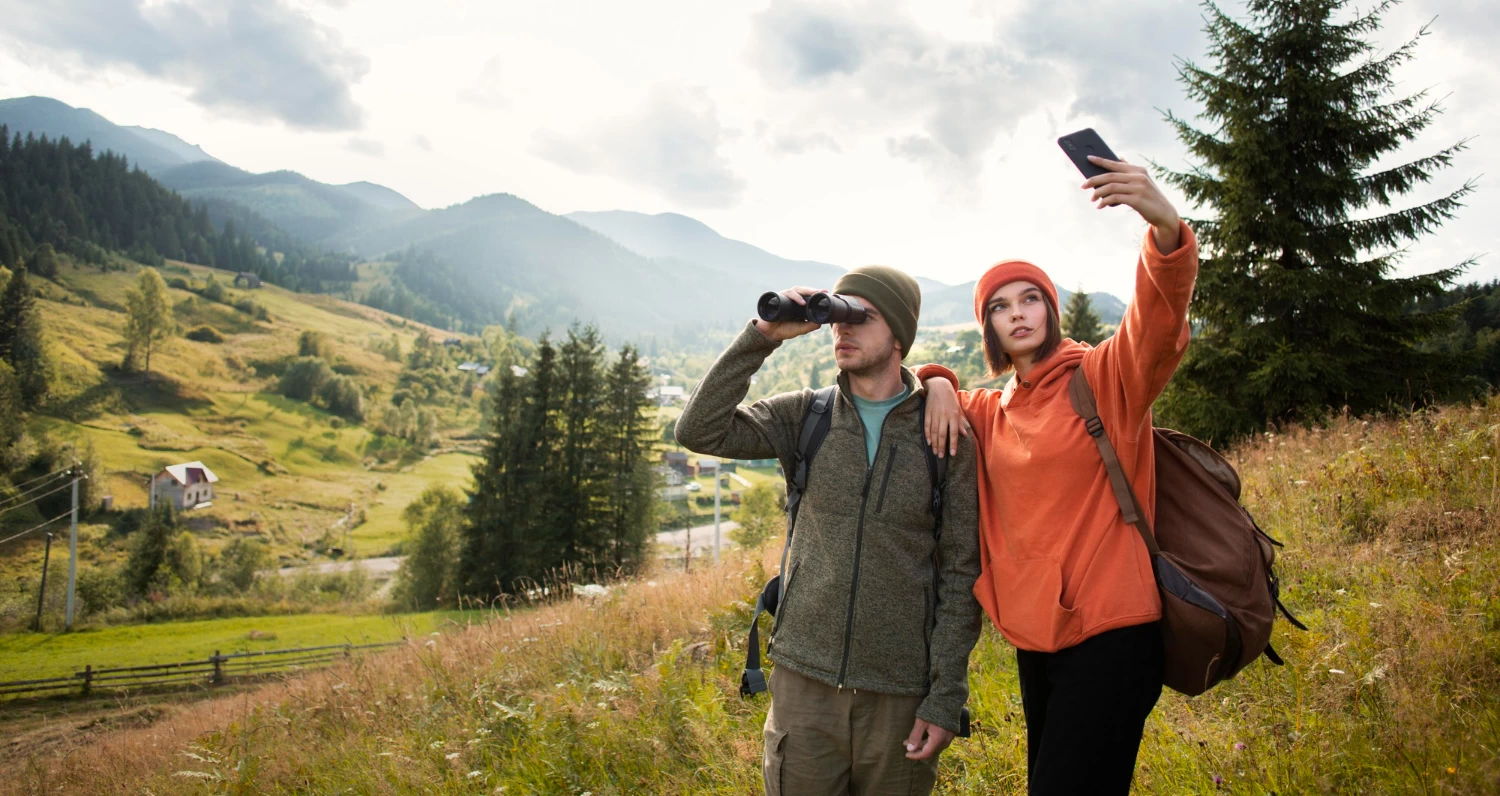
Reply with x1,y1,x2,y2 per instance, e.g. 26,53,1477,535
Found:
1085,417,1105,438
740,668,768,697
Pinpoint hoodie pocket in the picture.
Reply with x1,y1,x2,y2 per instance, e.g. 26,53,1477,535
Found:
988,556,1079,652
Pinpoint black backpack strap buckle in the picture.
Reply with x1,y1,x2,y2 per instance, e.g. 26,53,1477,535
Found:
740,667,768,697
1085,416,1106,438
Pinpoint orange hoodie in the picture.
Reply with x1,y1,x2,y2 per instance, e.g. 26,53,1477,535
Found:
917,222,1198,653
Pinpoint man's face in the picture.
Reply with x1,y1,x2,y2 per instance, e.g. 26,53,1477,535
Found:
832,294,901,375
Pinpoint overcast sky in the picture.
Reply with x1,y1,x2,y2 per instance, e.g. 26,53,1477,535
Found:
0,0,1494,298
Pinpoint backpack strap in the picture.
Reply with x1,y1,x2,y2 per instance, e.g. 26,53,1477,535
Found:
916,393,970,736
742,385,837,697
1066,368,1160,556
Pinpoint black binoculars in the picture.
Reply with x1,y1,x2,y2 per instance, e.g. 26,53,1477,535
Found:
757,291,868,325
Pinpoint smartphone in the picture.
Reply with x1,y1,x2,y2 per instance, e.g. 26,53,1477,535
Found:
1057,128,1120,180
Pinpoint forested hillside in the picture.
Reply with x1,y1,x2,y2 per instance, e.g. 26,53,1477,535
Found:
0,126,356,291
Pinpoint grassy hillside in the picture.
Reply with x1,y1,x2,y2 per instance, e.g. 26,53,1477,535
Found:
1,258,483,590
0,611,468,683
6,396,1495,793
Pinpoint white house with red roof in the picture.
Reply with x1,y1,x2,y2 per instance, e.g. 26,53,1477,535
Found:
149,461,219,511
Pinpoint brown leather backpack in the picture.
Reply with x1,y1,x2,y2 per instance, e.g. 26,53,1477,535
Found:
1069,369,1305,696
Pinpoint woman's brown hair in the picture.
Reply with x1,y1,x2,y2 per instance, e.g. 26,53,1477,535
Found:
981,292,1063,377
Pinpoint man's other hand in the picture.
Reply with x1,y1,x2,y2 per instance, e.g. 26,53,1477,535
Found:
904,718,955,761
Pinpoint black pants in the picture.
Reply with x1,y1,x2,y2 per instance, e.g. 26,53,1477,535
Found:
1015,622,1164,796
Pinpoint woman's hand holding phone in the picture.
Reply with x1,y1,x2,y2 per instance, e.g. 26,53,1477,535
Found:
1081,156,1182,254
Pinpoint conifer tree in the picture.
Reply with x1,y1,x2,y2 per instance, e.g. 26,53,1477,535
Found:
1062,287,1105,345
1156,1,1475,442
599,344,656,571
124,267,174,373
0,268,48,407
553,325,607,565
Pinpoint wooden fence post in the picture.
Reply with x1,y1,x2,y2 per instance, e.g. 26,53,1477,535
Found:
212,650,222,684
81,664,92,695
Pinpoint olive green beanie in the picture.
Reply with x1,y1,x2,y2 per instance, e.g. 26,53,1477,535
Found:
833,265,922,359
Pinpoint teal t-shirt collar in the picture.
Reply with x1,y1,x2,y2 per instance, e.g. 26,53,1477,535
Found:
849,385,911,467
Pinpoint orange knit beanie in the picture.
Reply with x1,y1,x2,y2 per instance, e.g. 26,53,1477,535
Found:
972,260,1058,324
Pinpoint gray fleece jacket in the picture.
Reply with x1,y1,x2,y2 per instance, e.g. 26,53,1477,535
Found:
675,322,982,733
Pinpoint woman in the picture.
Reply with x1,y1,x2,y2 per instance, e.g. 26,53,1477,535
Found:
918,155,1198,795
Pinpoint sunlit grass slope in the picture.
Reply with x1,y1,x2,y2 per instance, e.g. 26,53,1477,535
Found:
5,397,1496,793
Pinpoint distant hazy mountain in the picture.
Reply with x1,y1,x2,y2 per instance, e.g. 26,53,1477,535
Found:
339,195,765,339
566,210,952,294
121,124,221,166
0,96,218,175
155,160,421,242
1,95,1125,340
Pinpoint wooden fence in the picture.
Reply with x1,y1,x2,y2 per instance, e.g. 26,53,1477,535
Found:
0,640,404,701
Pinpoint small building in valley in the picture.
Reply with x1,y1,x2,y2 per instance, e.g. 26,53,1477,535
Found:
233,272,262,289
150,461,219,511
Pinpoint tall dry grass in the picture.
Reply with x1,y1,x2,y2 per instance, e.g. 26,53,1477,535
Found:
5,397,1499,794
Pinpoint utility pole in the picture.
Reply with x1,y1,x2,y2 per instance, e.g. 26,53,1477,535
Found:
34,532,53,632
65,468,79,630
713,464,722,565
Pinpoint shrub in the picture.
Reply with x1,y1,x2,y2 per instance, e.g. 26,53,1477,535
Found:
280,357,333,402
201,275,226,303
185,324,225,343
392,486,466,610
298,330,330,359
167,277,190,290
216,537,270,592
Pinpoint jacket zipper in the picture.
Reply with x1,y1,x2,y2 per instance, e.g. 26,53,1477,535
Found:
874,446,898,514
837,400,902,689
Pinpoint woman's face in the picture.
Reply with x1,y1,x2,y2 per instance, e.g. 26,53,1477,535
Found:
986,281,1050,360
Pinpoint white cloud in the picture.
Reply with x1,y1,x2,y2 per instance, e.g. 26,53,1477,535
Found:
346,137,385,157
0,0,369,131
533,85,746,209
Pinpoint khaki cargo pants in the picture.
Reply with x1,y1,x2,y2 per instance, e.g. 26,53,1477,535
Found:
762,666,939,796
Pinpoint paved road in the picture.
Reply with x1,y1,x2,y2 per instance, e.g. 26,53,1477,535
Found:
275,556,404,578
656,520,740,557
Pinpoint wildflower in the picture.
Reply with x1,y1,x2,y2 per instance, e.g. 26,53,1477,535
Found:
468,771,483,779
1448,766,1457,774
1234,742,1247,751
1294,480,1309,486
445,752,461,760
1213,774,1224,786
1329,668,1345,674
1369,602,1382,608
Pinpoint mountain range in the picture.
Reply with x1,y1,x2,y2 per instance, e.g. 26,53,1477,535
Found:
0,95,1125,339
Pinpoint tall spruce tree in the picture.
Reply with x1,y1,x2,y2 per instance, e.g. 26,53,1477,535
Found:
1155,0,1475,442
463,334,560,596
1062,287,1105,345
599,344,657,571
553,325,607,567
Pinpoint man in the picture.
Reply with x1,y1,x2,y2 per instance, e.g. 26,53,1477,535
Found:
675,266,982,795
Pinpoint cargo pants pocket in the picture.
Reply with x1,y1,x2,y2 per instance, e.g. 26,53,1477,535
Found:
763,724,789,796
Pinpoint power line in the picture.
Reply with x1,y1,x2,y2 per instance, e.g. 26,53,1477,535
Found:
0,479,78,520
0,470,69,511
3,465,72,494
0,511,73,546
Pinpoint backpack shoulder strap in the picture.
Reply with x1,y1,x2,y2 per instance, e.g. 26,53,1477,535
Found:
915,393,947,537
1066,368,1160,556
743,385,837,697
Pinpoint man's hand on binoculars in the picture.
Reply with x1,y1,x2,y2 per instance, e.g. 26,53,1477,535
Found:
754,286,824,342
